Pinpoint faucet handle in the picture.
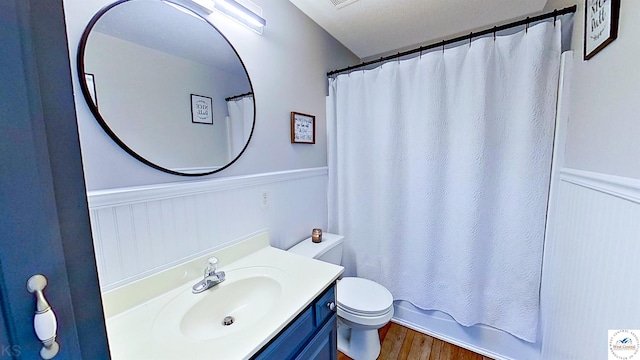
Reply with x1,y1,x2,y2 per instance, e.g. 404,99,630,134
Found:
205,257,218,276
207,257,218,267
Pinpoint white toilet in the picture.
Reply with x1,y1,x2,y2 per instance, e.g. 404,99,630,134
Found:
288,233,394,360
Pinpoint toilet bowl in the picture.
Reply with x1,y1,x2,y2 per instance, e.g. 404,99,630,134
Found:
288,234,394,360
335,277,394,359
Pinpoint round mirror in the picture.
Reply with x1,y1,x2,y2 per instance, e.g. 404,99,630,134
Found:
78,0,255,176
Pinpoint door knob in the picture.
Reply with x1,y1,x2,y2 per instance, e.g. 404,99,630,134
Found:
27,274,59,359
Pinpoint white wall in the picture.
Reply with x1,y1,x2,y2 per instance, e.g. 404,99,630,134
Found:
564,0,640,179
64,0,358,190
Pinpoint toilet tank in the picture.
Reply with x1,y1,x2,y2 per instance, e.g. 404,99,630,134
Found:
288,233,344,265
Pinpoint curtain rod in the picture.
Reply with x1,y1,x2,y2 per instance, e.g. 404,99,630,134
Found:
225,92,254,102
327,5,576,77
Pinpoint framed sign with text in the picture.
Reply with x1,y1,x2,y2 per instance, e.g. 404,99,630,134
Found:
191,94,213,125
584,0,620,60
291,112,315,144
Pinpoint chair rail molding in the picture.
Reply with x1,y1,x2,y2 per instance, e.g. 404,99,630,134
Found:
87,167,328,209
559,168,640,204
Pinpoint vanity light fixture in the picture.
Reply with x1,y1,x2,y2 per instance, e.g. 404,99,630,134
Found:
214,0,266,34
190,0,266,34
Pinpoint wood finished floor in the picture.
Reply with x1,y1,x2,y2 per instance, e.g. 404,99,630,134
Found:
338,322,492,360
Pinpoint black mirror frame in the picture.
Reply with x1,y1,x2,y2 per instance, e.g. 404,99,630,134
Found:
77,0,256,177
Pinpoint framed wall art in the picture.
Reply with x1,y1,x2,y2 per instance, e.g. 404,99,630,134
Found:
584,0,620,60
191,94,213,125
291,112,315,144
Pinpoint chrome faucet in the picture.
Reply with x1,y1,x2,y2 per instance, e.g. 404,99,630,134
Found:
192,257,226,294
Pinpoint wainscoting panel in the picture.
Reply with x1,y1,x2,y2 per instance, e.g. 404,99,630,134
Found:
88,168,328,291
540,168,640,360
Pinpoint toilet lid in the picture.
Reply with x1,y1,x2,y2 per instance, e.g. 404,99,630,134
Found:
337,277,393,316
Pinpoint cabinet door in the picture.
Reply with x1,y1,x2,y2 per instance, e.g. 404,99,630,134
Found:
253,308,315,360
295,315,337,360
0,0,109,358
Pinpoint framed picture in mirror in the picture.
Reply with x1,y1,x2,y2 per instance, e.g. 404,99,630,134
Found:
191,94,213,125
291,112,315,144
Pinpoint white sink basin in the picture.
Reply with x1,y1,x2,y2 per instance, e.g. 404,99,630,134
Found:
153,266,290,341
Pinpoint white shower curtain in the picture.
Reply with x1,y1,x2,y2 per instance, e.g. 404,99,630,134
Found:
226,95,254,159
327,22,561,342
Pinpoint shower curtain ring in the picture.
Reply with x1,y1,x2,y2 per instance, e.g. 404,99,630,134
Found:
493,26,497,41
526,17,530,33
442,40,445,53
553,9,558,26
469,32,473,47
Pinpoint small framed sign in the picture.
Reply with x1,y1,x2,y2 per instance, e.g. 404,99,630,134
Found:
191,94,213,125
584,0,620,60
291,112,315,144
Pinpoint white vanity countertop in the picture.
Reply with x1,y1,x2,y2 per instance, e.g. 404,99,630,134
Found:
102,231,343,360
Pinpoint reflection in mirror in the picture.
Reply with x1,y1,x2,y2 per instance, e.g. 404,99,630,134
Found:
78,0,255,176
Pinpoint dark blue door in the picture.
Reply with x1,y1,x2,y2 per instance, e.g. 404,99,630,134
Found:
0,0,109,358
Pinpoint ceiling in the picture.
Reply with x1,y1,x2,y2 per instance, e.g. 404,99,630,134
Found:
288,0,574,59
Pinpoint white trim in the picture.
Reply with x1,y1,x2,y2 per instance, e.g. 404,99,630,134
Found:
543,51,573,270
170,166,223,174
87,167,328,209
559,168,640,205
550,51,572,173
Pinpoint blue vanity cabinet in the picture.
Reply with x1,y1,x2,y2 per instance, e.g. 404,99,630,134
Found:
294,315,337,360
252,283,337,360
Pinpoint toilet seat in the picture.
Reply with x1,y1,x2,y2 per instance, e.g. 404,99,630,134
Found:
338,303,393,318
337,277,394,317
